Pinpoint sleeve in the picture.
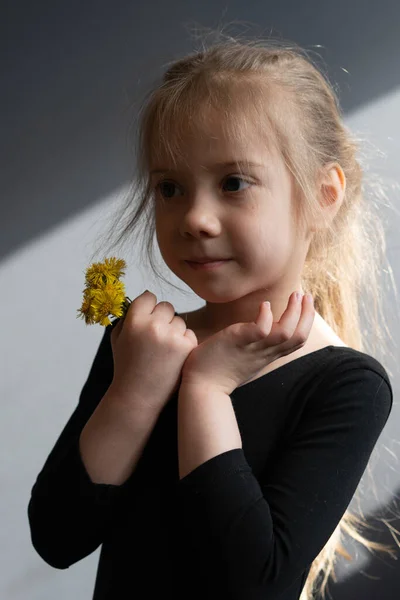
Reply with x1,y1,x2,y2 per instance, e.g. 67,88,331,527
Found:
175,366,393,600
27,320,132,569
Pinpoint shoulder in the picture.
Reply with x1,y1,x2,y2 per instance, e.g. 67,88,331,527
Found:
322,346,391,387
310,346,393,423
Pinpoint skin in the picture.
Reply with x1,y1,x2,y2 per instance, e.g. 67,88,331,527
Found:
152,111,346,355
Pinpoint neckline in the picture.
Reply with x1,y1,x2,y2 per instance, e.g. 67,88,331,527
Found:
234,345,358,391
173,313,356,392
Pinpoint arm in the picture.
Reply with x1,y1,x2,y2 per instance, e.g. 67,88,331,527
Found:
28,322,160,569
79,385,162,486
176,366,393,599
177,382,242,479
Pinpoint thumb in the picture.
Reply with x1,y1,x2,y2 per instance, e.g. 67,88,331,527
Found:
255,301,273,334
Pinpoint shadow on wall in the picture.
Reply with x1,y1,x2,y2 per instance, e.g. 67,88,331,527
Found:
2,0,400,263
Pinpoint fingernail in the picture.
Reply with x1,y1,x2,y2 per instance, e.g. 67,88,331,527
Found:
295,292,302,302
305,293,313,303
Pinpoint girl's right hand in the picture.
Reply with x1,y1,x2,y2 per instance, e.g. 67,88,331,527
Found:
109,290,198,414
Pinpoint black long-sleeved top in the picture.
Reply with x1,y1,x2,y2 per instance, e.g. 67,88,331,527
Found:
28,317,393,599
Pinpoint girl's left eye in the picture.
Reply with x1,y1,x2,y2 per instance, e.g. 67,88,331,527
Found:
222,176,251,193
154,175,252,200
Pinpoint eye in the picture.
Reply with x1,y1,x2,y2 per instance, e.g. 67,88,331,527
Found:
222,176,252,193
156,180,182,199
155,175,252,200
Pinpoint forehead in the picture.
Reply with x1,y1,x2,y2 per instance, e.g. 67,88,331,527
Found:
148,104,279,172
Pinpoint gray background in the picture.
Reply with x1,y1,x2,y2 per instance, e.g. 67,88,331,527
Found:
1,1,400,599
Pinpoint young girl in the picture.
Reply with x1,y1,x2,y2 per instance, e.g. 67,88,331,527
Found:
28,35,397,600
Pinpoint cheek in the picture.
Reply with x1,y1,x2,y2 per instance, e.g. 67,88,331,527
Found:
239,223,290,270
235,217,274,253
155,225,172,261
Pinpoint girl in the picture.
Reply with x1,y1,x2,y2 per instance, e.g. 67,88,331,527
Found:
28,34,397,600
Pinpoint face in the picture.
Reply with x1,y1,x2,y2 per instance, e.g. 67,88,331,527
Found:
151,112,310,331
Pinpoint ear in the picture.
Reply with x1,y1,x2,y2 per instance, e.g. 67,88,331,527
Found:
310,162,346,232
320,162,346,206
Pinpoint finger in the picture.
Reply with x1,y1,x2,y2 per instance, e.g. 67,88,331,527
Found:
276,292,304,342
252,294,297,347
278,293,315,354
255,301,274,336
233,302,272,348
184,328,198,345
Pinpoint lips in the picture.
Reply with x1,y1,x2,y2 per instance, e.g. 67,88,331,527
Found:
185,259,230,270
187,258,229,263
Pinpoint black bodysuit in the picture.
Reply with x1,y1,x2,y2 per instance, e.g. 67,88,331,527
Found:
28,317,393,599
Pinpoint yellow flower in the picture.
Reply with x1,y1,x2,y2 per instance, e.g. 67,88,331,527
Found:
77,257,131,327
85,257,127,288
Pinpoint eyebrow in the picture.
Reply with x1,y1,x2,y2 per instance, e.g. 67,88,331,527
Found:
149,161,265,176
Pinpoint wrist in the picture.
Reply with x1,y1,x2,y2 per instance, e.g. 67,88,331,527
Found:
105,383,163,422
179,379,230,398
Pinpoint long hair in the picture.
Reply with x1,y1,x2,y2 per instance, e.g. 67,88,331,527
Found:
90,27,399,599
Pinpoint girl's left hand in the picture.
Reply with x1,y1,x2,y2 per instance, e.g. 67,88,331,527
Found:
180,292,315,395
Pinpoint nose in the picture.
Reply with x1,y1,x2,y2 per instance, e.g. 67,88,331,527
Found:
181,201,222,238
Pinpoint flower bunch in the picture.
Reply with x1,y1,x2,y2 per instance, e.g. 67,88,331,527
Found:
76,257,132,326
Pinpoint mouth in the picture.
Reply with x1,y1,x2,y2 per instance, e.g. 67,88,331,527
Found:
185,259,231,270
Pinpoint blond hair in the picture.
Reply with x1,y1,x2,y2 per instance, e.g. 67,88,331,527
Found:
91,27,400,599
